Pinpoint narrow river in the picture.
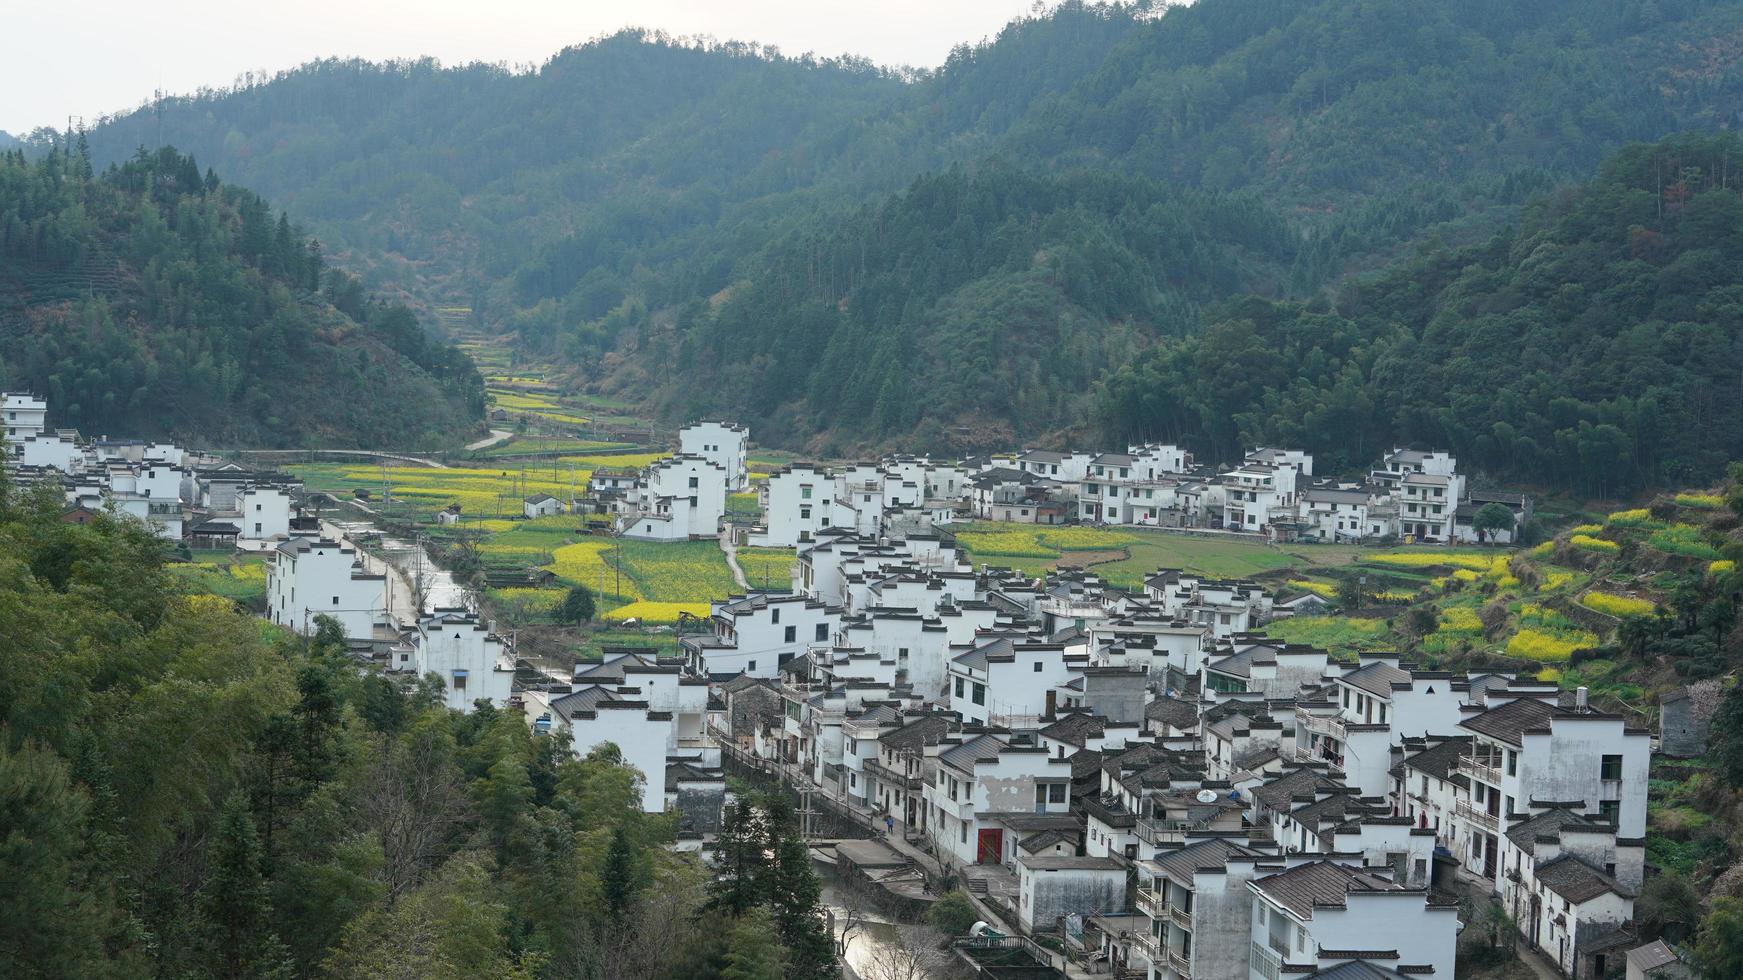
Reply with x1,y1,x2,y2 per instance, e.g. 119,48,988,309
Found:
820,864,947,980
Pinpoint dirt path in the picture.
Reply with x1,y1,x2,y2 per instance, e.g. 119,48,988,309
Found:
719,525,750,590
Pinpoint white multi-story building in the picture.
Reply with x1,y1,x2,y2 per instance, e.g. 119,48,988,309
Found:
616,454,727,540
946,637,1083,728
406,609,515,712
1449,691,1650,887
678,593,841,679
754,462,842,546
924,734,1073,868
265,537,387,640
678,419,750,491
2,392,47,458
1246,858,1459,979
1134,839,1268,980
238,485,293,541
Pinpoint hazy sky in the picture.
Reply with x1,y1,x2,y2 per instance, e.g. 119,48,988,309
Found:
1,0,1049,134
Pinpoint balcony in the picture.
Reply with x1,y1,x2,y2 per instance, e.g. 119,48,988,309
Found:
1250,941,1282,980
1169,949,1193,977
1136,817,1190,846
1129,928,1161,960
1455,799,1500,833
1302,711,1347,741
1457,755,1503,786
1170,905,1193,930
1134,887,1164,918
862,757,923,791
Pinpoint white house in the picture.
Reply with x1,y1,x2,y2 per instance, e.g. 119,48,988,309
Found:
947,637,1083,728
238,485,293,541
924,734,1074,868
1247,858,1459,980
754,462,840,547
523,493,564,519
616,454,727,540
678,419,750,491
1134,838,1269,980
1017,855,1126,935
265,537,387,640
548,698,671,812
678,593,841,679
1450,692,1649,887
2,392,47,458
407,609,515,712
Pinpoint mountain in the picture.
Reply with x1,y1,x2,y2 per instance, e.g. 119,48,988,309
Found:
69,0,1743,459
0,145,483,448
1097,131,1743,496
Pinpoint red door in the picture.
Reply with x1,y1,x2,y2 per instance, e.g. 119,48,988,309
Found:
977,829,1004,865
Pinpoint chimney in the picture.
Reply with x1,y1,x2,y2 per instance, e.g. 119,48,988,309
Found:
1575,686,1589,712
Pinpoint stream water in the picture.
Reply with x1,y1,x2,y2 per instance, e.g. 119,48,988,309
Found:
819,863,948,980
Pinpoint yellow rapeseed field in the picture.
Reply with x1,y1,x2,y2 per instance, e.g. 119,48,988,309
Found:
603,601,710,624
1580,592,1655,617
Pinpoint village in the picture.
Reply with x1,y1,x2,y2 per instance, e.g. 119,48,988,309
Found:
2,386,1701,980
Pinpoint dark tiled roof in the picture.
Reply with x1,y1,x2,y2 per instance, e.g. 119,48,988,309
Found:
940,732,1007,771
1150,838,1256,885
1341,660,1413,698
1253,861,1403,919
1399,738,1471,786
1460,698,1559,746
1536,855,1633,904
879,715,953,751
1251,768,1341,811
1504,808,1596,855
1040,712,1106,747
1302,963,1409,980
1146,697,1199,730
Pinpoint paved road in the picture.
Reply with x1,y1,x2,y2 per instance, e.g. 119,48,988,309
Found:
466,429,513,451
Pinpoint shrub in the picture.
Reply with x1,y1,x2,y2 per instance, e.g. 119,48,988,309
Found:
1569,523,1605,536
927,890,980,935
1712,560,1737,578
1440,606,1483,633
1528,541,1556,559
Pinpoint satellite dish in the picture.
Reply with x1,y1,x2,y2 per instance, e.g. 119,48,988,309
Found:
1196,789,1219,804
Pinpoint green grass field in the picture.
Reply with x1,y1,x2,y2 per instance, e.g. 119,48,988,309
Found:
953,522,1361,585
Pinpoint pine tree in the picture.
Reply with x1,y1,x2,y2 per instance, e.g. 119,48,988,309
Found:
600,821,640,918
201,791,293,979
768,831,836,980
707,799,769,914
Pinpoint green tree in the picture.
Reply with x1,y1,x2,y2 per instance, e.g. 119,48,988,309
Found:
1472,503,1516,543
557,584,597,624
1336,575,1365,611
927,889,980,935
200,791,294,979
1696,897,1743,979
1709,687,1743,790
1637,870,1701,943
722,907,787,980
601,821,641,918
708,799,770,914
769,833,836,980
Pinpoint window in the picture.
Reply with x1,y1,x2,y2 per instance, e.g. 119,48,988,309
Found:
771,608,781,624
898,647,910,659
1049,783,1066,804
1033,661,1044,672
254,523,262,533
331,596,340,605
452,671,467,691
688,477,698,489
1598,800,1620,824
1506,750,1517,777
800,506,812,520
954,677,965,698
972,683,985,706
748,660,757,672
801,486,813,500
254,503,262,511
960,822,968,844
784,626,796,643
1600,755,1622,781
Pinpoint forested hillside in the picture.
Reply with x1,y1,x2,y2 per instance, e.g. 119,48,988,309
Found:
1097,132,1743,495
69,0,1743,461
0,481,835,979
0,145,483,447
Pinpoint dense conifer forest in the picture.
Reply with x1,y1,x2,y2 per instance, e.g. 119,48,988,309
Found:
0,145,482,447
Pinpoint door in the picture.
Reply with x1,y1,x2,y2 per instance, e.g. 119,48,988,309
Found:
1483,834,1498,879
976,829,1004,865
